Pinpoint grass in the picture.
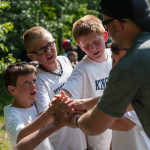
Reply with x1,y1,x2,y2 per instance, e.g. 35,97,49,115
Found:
0,112,11,150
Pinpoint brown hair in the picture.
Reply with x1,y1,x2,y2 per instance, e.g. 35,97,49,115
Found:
23,26,51,53
110,42,128,55
68,51,78,57
3,62,37,87
72,15,105,42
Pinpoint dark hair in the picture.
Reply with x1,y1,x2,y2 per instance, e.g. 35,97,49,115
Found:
3,62,37,87
110,42,128,55
68,51,78,57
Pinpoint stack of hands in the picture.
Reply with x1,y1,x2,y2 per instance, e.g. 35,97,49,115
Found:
49,91,87,129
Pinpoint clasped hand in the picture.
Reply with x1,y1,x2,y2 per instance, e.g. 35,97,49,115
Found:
49,91,86,128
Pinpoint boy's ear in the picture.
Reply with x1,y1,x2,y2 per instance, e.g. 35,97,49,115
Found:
77,41,85,52
103,31,108,43
27,53,36,61
8,85,15,96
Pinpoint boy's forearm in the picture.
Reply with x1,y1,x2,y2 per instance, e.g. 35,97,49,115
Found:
84,96,100,110
74,96,100,111
14,123,61,150
110,117,136,131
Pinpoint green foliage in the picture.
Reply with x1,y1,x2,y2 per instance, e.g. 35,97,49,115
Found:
40,0,100,53
0,0,101,111
0,115,11,150
0,0,100,56
0,1,15,112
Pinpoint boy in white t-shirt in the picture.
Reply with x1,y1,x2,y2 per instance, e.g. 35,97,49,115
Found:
63,15,112,150
3,62,74,150
109,42,150,150
24,26,86,150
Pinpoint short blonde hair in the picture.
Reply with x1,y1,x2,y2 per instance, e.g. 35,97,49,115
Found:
72,15,105,42
23,26,51,53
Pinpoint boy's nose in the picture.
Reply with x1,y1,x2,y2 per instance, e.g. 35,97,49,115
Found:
30,82,36,88
45,48,52,54
91,43,96,50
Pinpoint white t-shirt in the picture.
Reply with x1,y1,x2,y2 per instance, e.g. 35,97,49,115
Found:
112,111,150,150
4,104,53,150
63,49,112,150
35,56,87,150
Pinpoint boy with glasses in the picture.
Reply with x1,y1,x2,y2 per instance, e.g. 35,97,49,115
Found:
23,26,86,150
63,15,112,150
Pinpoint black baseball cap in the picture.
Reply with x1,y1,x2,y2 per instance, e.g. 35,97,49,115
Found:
100,0,150,32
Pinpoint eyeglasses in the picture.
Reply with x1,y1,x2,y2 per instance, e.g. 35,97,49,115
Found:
102,19,126,31
31,40,56,56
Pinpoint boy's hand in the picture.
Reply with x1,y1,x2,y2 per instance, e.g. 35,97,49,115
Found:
48,91,69,115
67,114,81,128
53,91,67,102
53,98,75,128
73,99,88,112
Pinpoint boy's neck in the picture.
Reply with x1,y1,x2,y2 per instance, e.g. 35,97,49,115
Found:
96,51,108,63
11,100,32,108
40,60,59,72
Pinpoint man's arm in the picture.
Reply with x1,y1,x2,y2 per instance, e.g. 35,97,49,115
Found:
70,104,117,135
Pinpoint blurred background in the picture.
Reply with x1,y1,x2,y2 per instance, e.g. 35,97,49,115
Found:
0,1,101,148
0,0,101,112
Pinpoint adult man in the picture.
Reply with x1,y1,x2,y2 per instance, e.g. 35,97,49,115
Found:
69,0,150,139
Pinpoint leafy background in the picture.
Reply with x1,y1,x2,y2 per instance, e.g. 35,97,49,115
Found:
0,0,100,112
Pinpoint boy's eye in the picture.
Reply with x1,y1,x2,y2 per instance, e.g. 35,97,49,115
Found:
84,45,89,49
24,81,29,85
33,79,37,83
112,59,116,63
94,40,99,45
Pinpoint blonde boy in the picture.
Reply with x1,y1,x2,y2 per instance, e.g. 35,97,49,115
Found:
23,26,86,150
63,15,112,150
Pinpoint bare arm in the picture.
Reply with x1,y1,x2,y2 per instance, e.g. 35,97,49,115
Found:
17,99,63,142
14,98,74,150
110,117,136,131
69,104,117,135
62,90,100,111
74,96,100,111
14,123,60,150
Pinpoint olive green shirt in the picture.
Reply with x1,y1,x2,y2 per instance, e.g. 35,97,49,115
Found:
98,31,150,139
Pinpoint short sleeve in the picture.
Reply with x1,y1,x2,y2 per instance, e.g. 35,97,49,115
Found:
36,78,50,113
124,111,142,127
63,65,84,99
4,107,25,147
98,61,142,117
